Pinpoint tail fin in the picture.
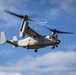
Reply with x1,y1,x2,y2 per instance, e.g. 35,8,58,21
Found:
0,32,7,44
13,36,18,48
0,32,18,47
13,36,18,42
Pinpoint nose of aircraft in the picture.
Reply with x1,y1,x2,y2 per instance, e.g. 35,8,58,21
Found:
57,40,61,44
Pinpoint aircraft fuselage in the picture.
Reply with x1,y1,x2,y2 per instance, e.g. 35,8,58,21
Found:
18,35,60,49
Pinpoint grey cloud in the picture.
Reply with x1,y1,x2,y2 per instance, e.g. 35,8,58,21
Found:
0,71,22,75
46,0,76,20
0,0,76,29
0,51,76,75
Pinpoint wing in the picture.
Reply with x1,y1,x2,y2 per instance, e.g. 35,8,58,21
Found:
25,27,42,37
19,21,42,37
19,20,42,38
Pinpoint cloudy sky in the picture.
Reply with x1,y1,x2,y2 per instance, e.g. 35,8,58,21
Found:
0,0,76,75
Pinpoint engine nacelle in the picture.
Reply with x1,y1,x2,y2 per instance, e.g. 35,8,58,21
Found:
19,20,29,38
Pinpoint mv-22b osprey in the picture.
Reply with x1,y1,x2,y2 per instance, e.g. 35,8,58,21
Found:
0,10,74,52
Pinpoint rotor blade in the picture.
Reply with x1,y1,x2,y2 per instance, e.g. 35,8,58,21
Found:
43,26,54,31
56,30,74,34
4,10,24,18
4,10,47,23
43,26,74,34
4,10,35,21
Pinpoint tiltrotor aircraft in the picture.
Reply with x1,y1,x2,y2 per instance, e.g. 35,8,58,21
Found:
0,10,74,52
